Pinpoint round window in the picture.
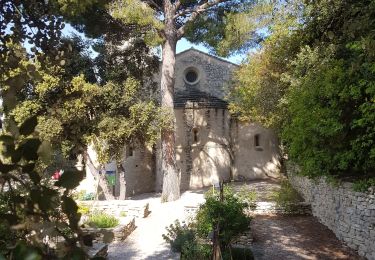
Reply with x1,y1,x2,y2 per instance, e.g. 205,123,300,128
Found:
184,67,200,85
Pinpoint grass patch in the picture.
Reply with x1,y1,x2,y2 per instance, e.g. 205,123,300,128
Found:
87,212,119,228
270,180,302,209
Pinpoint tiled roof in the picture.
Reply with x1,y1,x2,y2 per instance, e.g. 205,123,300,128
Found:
174,88,228,108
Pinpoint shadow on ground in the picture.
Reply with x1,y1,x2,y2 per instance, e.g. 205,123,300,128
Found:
250,215,362,260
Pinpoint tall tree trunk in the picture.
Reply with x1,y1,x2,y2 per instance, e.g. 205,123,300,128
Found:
160,0,180,202
117,162,126,200
84,151,115,200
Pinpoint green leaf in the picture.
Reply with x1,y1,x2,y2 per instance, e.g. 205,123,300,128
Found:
28,171,41,184
19,138,41,161
0,213,19,225
63,247,86,260
55,170,84,190
0,135,14,144
22,163,36,173
19,116,38,136
0,163,16,173
13,242,42,260
11,149,22,163
62,196,80,229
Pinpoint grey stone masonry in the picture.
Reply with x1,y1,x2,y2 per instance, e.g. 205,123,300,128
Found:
287,164,375,260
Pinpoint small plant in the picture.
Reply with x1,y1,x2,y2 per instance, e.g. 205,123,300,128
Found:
224,247,253,260
270,180,302,212
163,220,196,252
119,211,127,217
352,178,375,192
87,212,119,228
77,204,91,215
181,239,211,260
325,175,340,187
197,186,251,250
73,190,95,201
237,186,257,210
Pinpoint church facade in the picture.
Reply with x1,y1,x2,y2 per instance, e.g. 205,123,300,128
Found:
82,49,280,197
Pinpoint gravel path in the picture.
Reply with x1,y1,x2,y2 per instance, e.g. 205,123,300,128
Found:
107,181,362,260
107,190,206,260
250,214,362,260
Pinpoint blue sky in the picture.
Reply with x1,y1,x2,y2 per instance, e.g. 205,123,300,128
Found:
63,24,245,64
176,38,245,64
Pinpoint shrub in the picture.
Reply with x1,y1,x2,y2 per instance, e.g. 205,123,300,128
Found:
352,178,375,193
237,186,257,210
73,190,95,201
270,180,302,211
181,240,211,260
162,220,195,252
87,212,119,228
224,247,254,260
197,186,251,249
77,204,91,215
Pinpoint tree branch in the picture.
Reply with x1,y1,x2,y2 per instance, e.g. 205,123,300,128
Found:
176,0,227,39
143,0,162,12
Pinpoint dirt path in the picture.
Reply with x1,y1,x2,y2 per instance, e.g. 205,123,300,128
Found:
250,214,362,260
107,190,205,260
106,181,361,260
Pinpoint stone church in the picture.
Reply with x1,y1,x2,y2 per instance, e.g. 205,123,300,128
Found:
81,48,280,197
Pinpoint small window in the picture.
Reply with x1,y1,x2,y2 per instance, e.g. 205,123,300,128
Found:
128,146,133,157
193,128,199,143
254,134,261,148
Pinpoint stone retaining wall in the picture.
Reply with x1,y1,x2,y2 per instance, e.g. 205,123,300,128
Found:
78,200,151,218
288,166,375,259
84,217,136,243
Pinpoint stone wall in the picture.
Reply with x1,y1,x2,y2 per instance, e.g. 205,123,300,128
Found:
288,166,375,259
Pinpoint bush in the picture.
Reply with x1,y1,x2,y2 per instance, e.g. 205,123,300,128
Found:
87,212,119,228
197,186,251,249
77,204,91,215
352,178,375,193
225,247,254,260
270,180,302,211
181,240,211,260
162,220,212,259
237,186,257,210
73,190,95,201
162,220,196,252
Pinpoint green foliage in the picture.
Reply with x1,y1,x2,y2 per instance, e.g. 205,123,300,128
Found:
270,180,302,210
0,117,85,258
119,211,127,217
162,220,196,253
163,187,252,258
226,247,254,260
197,186,251,249
181,240,211,260
87,212,120,228
162,221,212,259
352,178,375,193
78,204,91,215
229,0,375,178
73,190,95,201
237,186,257,210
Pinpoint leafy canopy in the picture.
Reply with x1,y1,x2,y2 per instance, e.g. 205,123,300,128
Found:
229,0,375,178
